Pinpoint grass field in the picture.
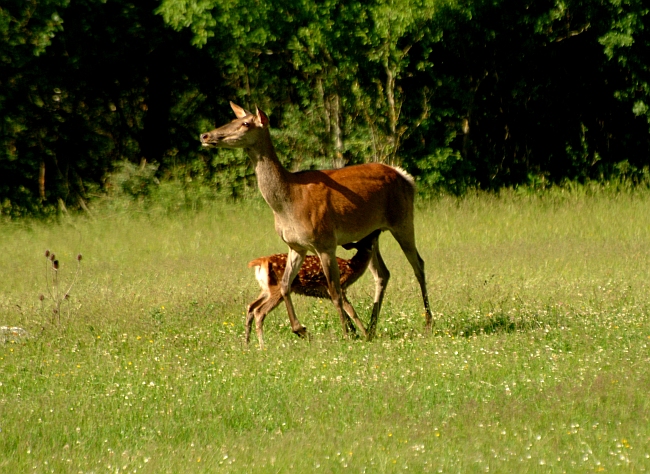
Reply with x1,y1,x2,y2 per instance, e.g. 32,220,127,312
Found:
1,190,650,473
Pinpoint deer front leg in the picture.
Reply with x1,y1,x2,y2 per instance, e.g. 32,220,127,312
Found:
319,251,368,339
367,246,390,340
281,248,309,338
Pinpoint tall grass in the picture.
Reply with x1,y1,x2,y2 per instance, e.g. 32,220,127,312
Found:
1,190,649,472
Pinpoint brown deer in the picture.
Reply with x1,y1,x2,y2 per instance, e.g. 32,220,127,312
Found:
200,102,432,340
246,230,381,349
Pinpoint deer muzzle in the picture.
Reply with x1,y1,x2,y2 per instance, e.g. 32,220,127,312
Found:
200,132,217,147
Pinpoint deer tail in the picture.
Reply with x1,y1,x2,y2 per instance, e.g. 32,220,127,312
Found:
248,257,267,268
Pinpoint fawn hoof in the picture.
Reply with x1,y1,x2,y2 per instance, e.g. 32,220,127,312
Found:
344,330,361,340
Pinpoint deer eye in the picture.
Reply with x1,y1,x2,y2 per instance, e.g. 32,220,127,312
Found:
242,122,250,128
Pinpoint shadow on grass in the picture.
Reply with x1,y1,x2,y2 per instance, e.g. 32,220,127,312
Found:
448,312,545,338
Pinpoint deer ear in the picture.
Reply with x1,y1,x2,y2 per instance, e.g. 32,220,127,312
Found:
255,107,269,127
230,101,248,119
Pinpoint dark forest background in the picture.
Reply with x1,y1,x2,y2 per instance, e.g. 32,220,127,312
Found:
1,0,649,216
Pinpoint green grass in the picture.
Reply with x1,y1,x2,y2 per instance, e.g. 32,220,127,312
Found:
1,191,650,473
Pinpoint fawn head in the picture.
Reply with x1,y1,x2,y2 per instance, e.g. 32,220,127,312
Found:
342,229,381,254
200,102,269,149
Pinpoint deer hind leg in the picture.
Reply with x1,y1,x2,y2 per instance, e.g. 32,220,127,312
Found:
319,250,368,339
281,248,309,338
391,230,434,332
367,246,390,341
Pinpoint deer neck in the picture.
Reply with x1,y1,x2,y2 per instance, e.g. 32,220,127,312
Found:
245,133,292,213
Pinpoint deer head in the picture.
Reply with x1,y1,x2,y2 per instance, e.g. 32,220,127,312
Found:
200,102,269,149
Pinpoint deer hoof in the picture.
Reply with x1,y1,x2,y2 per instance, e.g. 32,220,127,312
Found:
293,326,308,339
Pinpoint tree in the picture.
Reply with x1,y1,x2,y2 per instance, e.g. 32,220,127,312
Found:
0,0,228,216
599,0,650,132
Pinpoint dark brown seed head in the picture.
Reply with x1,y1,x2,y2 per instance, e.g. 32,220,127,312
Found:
39,294,45,301
77,254,83,262
45,250,50,258
50,253,56,262
53,260,59,270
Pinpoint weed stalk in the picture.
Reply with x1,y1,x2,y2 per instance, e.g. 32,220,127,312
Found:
42,250,82,324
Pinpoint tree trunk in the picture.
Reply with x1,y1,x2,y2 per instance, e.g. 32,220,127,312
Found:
140,44,172,165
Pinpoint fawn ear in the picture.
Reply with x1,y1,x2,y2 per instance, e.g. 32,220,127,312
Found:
255,107,269,127
230,101,248,118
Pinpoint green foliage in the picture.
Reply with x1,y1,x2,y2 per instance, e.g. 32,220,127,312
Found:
0,0,227,216
0,0,69,61
204,149,257,199
2,0,650,215
413,147,469,196
108,161,160,200
271,105,332,170
599,0,650,123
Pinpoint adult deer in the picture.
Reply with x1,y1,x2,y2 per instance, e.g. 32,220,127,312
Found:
246,230,381,349
200,102,432,339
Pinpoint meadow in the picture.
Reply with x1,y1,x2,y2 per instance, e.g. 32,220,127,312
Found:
1,189,649,473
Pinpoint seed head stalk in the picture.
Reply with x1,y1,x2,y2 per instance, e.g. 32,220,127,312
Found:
43,250,83,324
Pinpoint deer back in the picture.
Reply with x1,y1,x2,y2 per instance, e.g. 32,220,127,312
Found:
287,164,414,245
